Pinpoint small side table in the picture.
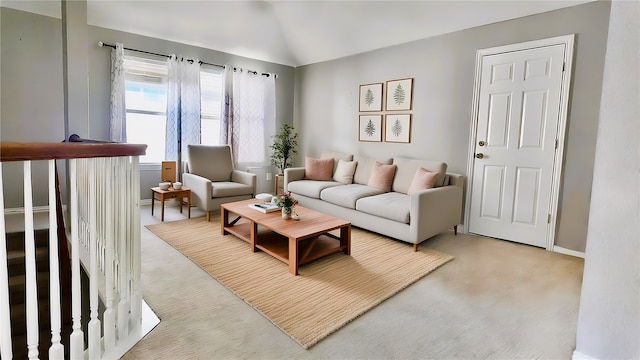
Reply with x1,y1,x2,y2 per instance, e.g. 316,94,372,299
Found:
151,186,191,221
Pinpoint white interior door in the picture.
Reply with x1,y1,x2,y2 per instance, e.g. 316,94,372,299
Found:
468,43,566,248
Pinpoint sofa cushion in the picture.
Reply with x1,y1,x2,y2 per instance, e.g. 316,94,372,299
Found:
333,159,357,184
321,151,353,175
287,180,341,199
305,157,334,181
368,162,397,192
356,192,411,224
187,145,232,182
392,157,447,194
320,184,384,209
353,154,393,185
407,167,438,195
211,182,253,198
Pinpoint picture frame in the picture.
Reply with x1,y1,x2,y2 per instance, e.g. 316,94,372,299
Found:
384,114,411,143
385,78,413,111
359,115,383,142
359,83,383,112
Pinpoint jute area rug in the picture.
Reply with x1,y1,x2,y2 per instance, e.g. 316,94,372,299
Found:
146,215,453,349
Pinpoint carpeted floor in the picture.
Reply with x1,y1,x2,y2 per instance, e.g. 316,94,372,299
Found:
123,205,584,359
146,216,453,349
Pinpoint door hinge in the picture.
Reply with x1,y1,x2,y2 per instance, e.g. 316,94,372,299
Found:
548,214,551,224
563,62,566,72
555,139,559,149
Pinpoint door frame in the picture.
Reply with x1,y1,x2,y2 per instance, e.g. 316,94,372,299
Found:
464,34,575,251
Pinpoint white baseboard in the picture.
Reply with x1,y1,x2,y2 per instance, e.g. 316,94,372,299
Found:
553,246,585,259
573,350,599,360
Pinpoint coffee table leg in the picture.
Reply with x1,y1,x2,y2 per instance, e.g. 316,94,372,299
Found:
341,225,351,255
250,221,257,252
151,191,155,216
289,237,299,275
187,192,191,218
221,208,229,235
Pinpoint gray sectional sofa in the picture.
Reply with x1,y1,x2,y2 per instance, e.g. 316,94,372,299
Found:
284,151,464,251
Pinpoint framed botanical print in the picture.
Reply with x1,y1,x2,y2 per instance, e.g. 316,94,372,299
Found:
385,78,413,111
359,83,383,112
384,114,411,143
359,115,382,142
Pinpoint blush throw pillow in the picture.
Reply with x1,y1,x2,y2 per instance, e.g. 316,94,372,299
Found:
305,157,334,181
333,159,358,184
367,161,397,192
407,167,438,195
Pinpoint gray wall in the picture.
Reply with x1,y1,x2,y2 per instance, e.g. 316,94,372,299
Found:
575,0,640,358
0,7,296,206
1,7,66,208
293,1,610,252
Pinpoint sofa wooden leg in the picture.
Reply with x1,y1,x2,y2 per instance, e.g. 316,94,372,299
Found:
454,225,458,235
413,244,418,252
206,211,211,222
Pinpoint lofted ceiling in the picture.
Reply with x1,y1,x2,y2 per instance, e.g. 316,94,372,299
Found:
2,0,592,67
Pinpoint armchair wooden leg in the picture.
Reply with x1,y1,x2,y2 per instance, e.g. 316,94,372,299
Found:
413,244,418,252
454,225,458,235
206,211,211,222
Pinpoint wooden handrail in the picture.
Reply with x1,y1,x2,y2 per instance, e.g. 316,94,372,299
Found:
0,142,147,162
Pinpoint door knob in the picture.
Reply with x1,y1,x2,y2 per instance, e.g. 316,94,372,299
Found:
475,153,484,159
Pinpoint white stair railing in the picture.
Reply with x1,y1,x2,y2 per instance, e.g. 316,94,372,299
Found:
0,141,147,360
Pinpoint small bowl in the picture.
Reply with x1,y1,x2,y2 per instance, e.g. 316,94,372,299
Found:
159,182,171,190
173,182,182,190
255,193,273,203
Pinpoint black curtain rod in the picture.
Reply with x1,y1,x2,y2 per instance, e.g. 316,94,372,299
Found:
98,41,277,78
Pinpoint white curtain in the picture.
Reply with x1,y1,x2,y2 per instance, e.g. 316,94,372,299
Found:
109,43,126,142
221,66,276,166
165,55,201,176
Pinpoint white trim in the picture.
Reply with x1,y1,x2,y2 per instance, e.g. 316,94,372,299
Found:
100,299,160,360
572,350,599,360
464,34,575,252
553,246,585,259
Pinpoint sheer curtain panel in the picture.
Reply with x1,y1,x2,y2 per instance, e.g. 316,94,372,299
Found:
165,56,201,177
221,66,276,167
109,43,126,142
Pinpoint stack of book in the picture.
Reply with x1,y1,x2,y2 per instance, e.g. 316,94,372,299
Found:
248,203,279,213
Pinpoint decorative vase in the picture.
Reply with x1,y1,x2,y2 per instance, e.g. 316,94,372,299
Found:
281,206,292,219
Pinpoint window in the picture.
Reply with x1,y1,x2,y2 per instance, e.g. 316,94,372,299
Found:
200,67,223,146
123,55,223,163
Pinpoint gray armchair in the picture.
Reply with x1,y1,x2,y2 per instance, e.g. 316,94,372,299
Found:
182,145,256,221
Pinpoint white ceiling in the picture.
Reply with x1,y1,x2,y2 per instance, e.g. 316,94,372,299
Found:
3,0,592,67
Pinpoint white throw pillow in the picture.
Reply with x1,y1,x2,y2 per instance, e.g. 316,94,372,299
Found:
333,159,358,184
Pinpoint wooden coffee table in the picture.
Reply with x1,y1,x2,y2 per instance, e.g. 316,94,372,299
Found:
221,199,351,275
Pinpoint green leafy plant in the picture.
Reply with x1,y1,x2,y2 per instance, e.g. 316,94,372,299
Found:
270,123,298,174
392,118,403,137
365,119,376,137
365,88,375,106
393,84,406,105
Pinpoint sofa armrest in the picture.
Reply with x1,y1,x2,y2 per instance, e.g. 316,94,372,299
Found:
284,167,306,191
182,173,212,210
231,170,257,195
409,184,463,242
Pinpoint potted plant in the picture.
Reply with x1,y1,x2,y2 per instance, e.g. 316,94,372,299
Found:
270,123,298,175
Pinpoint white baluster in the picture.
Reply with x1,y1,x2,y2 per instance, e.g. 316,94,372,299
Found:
69,159,84,359
88,159,101,359
103,159,116,352
130,156,142,325
48,160,64,359
24,161,40,360
117,157,130,339
0,164,14,359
